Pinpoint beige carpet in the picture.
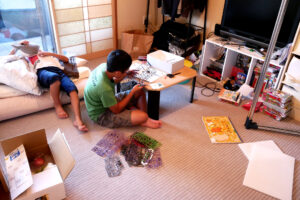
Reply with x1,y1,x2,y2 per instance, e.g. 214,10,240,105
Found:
0,64,300,199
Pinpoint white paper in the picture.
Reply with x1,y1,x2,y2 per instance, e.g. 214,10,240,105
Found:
129,62,166,82
237,84,254,99
238,140,282,160
5,144,33,200
243,145,295,200
149,82,164,90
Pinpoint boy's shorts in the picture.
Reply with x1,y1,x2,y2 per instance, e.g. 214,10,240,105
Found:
37,67,78,95
96,90,138,128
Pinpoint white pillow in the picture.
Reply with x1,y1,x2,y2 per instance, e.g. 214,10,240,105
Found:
0,55,20,63
0,84,27,98
74,57,88,66
0,56,42,95
71,66,91,82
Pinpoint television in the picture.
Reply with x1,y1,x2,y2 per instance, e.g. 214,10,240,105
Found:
218,0,300,49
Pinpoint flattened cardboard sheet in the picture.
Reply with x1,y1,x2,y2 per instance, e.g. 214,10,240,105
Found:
243,145,295,200
238,140,282,160
49,129,75,180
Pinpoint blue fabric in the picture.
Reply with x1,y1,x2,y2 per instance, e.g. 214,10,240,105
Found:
37,67,78,95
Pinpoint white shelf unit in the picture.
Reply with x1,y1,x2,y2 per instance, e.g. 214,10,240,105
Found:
279,23,300,121
200,35,285,89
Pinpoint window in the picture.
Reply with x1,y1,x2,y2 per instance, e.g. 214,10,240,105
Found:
50,0,117,58
0,0,56,56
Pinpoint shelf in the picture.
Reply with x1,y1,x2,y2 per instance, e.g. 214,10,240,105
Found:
200,35,284,89
292,50,300,56
206,36,284,67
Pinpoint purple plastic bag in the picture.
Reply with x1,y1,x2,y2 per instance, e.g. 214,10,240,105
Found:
92,130,126,157
147,148,162,169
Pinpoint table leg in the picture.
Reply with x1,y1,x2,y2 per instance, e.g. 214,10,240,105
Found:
116,83,121,93
147,91,160,120
190,77,196,103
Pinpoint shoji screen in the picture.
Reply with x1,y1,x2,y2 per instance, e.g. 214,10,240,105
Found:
50,0,116,59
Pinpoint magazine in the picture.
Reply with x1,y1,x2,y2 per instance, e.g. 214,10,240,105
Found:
218,88,241,105
202,116,241,143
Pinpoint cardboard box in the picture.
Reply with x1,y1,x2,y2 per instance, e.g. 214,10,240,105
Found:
147,50,184,74
0,129,75,200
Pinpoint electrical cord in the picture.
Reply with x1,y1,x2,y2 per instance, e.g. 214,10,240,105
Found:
196,80,221,97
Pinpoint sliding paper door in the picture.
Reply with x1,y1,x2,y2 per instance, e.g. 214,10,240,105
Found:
50,0,116,59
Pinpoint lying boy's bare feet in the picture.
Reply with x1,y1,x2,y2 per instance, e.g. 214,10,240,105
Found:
141,118,162,129
55,106,69,118
73,121,88,132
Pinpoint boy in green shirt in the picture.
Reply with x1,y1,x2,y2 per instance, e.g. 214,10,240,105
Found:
84,49,162,129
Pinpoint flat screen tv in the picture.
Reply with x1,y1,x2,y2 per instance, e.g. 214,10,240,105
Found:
219,0,300,48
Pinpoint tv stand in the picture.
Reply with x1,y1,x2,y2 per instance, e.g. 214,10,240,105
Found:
200,35,285,89
229,37,246,46
245,42,260,50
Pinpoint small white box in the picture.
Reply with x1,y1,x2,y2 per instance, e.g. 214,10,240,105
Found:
147,50,184,74
0,129,75,200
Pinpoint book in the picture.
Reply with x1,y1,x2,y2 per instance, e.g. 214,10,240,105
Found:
202,116,241,143
218,88,241,105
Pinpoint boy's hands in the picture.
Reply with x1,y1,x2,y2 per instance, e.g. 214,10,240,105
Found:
131,84,144,94
126,69,138,78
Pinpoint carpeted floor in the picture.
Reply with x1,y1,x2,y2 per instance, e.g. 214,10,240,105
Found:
0,58,300,200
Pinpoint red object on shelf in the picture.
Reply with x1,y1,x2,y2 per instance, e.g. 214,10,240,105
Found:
230,66,244,79
204,70,221,81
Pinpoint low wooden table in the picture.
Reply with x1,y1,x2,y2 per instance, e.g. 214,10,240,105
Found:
144,65,198,120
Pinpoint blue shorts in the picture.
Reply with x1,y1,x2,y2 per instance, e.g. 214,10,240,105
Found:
37,67,78,95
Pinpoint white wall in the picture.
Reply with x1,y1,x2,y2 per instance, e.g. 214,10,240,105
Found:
156,0,225,39
117,0,157,44
116,0,225,46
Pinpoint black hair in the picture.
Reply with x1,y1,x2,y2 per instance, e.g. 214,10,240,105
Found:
107,49,132,73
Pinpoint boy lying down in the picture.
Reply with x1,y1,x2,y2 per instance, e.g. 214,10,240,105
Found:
10,41,88,132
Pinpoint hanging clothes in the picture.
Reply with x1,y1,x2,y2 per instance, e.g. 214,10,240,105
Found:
157,0,181,21
0,11,6,29
181,0,207,18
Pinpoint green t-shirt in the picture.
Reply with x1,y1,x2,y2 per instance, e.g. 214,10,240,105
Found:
84,63,117,121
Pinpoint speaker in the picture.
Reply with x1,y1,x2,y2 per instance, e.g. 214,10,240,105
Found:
214,24,221,36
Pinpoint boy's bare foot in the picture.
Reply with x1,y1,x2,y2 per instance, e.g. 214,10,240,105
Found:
55,106,69,118
73,121,88,132
141,118,162,129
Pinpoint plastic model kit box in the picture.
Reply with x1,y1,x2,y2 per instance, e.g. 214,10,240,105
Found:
0,129,75,200
147,50,184,74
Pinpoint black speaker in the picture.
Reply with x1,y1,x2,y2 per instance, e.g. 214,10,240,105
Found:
215,24,221,36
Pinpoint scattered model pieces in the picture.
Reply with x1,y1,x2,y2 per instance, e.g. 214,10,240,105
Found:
92,130,163,177
91,130,126,157
104,155,124,177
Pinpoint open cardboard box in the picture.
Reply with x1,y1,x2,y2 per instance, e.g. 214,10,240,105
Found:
0,129,75,200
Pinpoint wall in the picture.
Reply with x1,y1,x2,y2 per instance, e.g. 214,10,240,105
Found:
116,0,225,47
191,0,225,37
116,0,157,46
